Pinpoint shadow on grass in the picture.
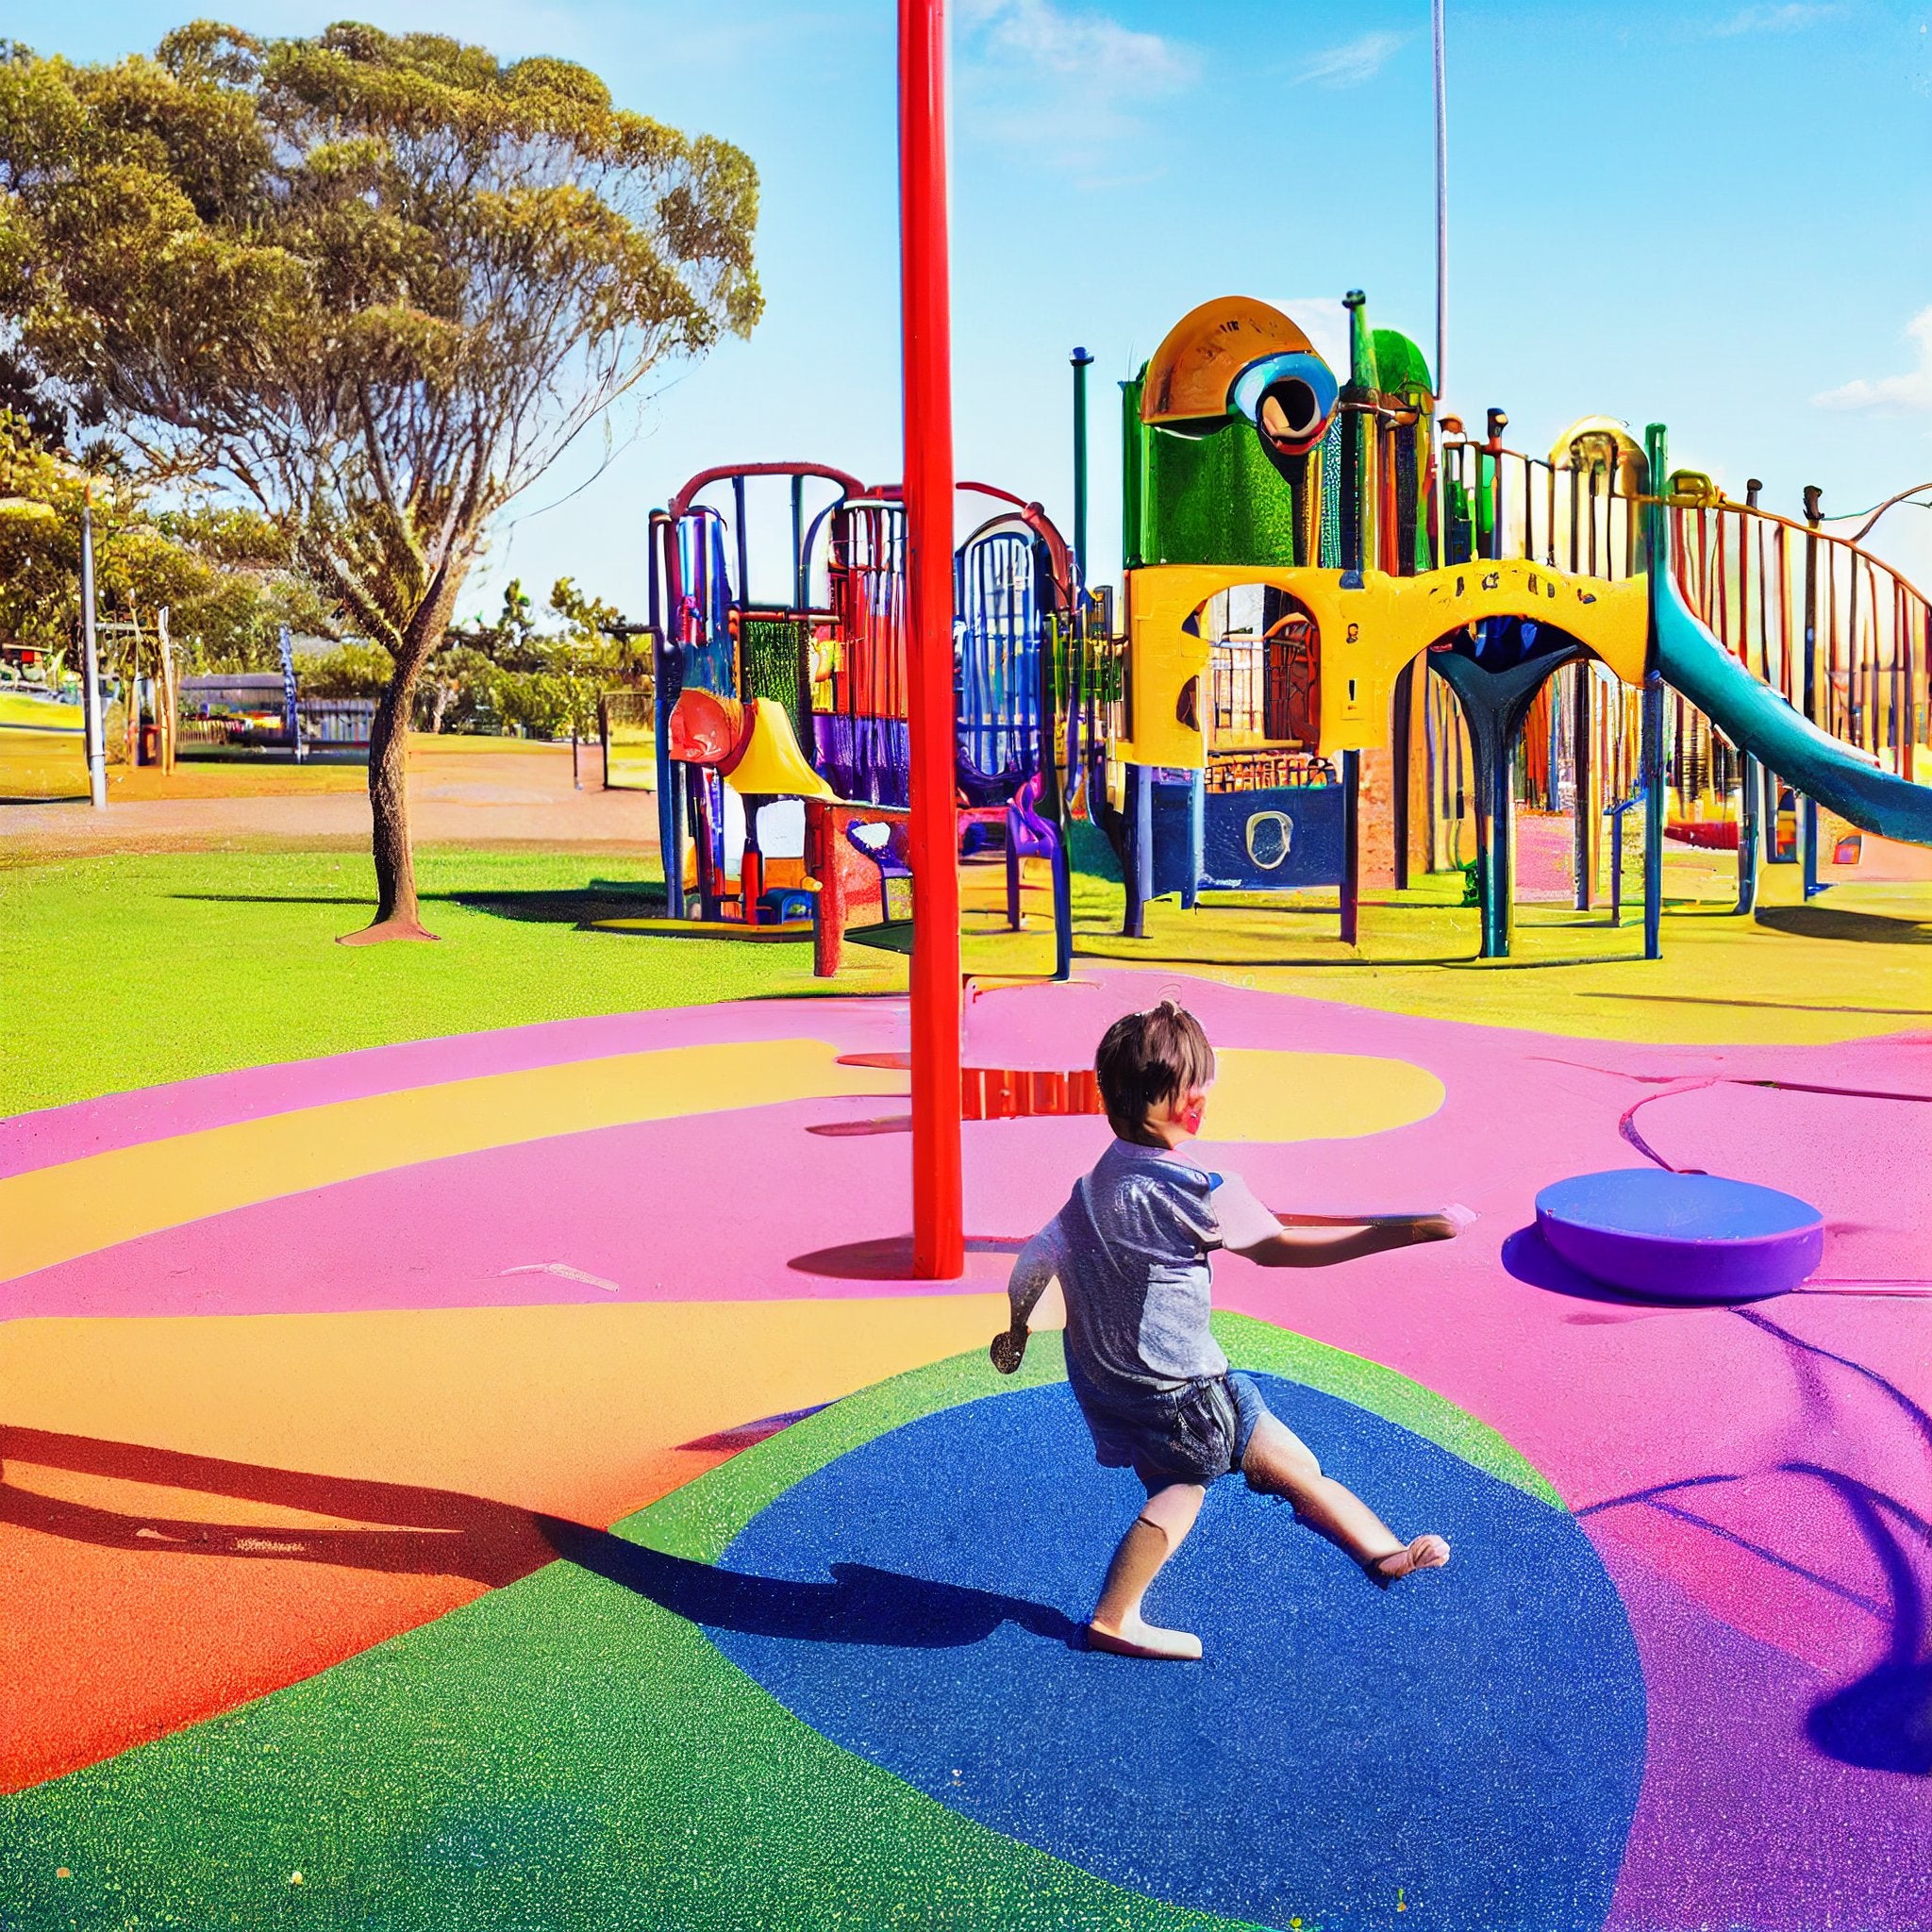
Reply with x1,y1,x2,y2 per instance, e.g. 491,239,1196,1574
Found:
442,884,664,925
1074,941,1474,969
1755,905,1932,944
172,880,665,926
1591,991,1932,1018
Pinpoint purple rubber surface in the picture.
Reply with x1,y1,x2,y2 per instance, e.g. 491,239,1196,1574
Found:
1537,1169,1824,1302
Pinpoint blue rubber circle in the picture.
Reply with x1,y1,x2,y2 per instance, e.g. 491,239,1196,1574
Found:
709,1377,1646,1932
1536,1168,1824,1302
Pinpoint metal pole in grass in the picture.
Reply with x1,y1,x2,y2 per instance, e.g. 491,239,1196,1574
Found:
1800,484,1824,899
80,490,107,808
1641,423,1668,960
900,0,963,1279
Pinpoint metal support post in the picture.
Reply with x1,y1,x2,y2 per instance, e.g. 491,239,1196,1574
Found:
899,0,963,1279
1340,748,1361,944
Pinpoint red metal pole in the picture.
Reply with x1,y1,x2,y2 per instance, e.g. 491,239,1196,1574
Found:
899,0,963,1279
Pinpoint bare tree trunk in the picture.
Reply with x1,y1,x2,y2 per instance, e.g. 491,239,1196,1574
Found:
340,572,466,944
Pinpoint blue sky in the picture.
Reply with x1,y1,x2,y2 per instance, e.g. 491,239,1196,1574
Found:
15,0,1932,620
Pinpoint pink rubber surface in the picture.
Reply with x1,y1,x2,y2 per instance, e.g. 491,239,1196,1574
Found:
8,970,1930,1924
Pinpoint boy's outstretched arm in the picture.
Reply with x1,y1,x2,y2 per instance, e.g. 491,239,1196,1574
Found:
992,1222,1064,1374
1233,1206,1474,1269
1209,1176,1475,1270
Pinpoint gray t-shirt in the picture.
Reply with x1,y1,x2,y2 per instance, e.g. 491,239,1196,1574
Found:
1008,1140,1280,1403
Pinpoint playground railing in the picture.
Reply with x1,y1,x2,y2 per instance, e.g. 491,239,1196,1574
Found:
1432,437,1932,820
1438,438,1644,583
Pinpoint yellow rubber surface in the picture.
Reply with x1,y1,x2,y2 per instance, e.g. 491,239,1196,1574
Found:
1209,1048,1443,1140
0,1040,902,1284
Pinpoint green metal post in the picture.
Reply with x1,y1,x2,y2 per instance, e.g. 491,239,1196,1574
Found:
1642,423,1668,961
1071,348,1093,590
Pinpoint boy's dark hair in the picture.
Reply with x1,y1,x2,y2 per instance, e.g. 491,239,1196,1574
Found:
1094,999,1216,1144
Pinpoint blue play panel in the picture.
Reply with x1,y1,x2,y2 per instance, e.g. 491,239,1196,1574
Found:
1536,1168,1824,1303
708,1377,1645,1932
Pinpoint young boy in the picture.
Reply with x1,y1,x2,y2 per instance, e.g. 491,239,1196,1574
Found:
992,999,1468,1660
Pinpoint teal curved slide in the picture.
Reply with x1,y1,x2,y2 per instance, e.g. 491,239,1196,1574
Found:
1655,565,1932,845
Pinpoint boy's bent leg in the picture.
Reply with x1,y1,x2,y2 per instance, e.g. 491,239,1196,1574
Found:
1241,1412,1450,1579
1089,1482,1206,1660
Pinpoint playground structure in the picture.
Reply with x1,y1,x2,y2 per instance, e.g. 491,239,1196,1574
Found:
1103,292,1932,962
641,462,1079,973
636,292,1931,990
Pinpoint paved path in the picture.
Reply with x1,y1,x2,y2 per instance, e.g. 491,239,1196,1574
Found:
0,738,658,856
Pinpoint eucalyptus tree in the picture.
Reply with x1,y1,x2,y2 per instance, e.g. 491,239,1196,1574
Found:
0,23,760,937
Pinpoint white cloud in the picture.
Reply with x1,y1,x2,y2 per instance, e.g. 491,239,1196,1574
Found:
1292,30,1409,88
960,0,1197,88
1813,308,1932,414
957,0,1202,175
1704,3,1844,36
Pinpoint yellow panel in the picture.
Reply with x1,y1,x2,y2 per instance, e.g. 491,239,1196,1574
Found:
723,697,835,800
0,1041,903,1284
1122,561,1650,762
1118,573,1216,767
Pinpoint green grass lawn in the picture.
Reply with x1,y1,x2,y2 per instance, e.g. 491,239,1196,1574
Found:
0,846,905,1117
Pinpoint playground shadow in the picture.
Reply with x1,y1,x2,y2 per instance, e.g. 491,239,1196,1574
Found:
1497,1224,1676,1311
1075,941,1474,969
1730,1311,1932,1774
173,891,369,906
1755,905,1932,944
1787,1462,1932,1776
791,1233,1024,1279
0,1425,555,1587
1,1425,1076,1655
1592,991,1932,1019
1571,1305,1932,1775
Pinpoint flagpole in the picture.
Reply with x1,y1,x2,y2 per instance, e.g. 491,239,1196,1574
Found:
1433,0,1448,402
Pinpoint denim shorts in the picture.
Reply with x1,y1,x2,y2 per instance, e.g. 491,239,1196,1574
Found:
1072,1368,1273,1491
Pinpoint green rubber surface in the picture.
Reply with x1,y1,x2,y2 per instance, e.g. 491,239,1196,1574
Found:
1,1322,1554,1929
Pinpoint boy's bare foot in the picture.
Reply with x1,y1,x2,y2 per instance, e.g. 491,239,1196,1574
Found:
1364,1534,1452,1587
1087,1617,1203,1660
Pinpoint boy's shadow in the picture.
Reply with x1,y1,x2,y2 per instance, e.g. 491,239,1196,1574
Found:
542,1519,1082,1650
2,1425,1081,1654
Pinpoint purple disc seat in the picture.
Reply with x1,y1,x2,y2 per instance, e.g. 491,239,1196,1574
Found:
1535,1169,1824,1303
